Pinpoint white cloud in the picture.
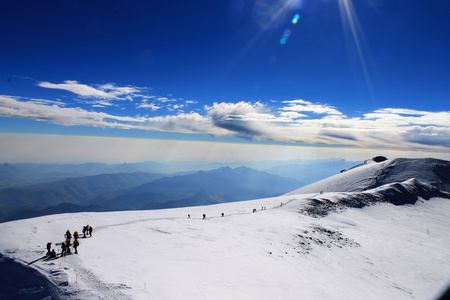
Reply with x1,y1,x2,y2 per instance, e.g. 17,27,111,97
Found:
168,104,185,111
201,101,450,150
372,108,435,116
1,93,449,152
0,95,217,135
364,109,450,127
37,80,141,101
279,111,308,121
28,98,67,106
281,99,343,116
205,102,283,139
36,80,204,114
0,95,145,129
156,97,177,103
137,101,162,111
186,100,198,105
141,112,223,136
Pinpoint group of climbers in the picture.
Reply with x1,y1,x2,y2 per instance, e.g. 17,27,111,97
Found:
82,224,93,238
190,206,269,219
45,224,93,258
60,229,77,256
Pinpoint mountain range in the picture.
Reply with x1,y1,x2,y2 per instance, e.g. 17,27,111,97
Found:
0,158,357,188
0,166,302,222
0,172,164,222
0,157,448,299
95,166,302,210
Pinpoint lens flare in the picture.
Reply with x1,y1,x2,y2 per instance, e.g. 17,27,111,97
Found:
280,29,292,45
292,13,300,24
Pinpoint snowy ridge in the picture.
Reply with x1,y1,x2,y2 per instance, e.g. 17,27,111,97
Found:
0,157,449,299
288,157,450,194
287,159,387,194
364,158,450,192
299,178,450,217
288,158,450,217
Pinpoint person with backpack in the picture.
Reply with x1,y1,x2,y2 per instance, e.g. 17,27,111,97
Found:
65,230,72,242
73,239,79,254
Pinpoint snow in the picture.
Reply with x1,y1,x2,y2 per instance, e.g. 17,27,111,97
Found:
287,159,386,194
288,158,450,195
0,157,449,299
0,194,449,300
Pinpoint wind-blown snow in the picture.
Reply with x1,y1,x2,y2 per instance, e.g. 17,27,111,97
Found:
0,158,449,299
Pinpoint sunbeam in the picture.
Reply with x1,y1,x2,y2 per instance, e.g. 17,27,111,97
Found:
338,0,375,101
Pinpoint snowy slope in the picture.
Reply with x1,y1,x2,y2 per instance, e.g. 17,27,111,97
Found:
365,158,450,192
287,159,387,194
0,158,449,300
287,158,450,194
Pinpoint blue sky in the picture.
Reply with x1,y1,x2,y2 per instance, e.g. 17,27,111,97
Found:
0,0,449,163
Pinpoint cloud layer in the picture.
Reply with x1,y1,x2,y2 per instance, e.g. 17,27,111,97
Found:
1,80,449,153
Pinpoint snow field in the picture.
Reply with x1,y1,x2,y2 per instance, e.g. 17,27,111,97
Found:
0,193,449,299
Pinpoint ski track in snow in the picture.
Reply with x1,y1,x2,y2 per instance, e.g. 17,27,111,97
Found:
15,247,133,299
69,255,132,300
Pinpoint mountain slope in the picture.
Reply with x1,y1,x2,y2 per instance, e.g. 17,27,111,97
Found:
287,157,450,195
141,191,236,210
299,178,450,217
365,158,450,191
0,159,356,189
0,163,140,188
0,172,163,222
0,191,448,299
97,166,302,210
3,203,115,223
0,157,449,299
286,158,450,216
